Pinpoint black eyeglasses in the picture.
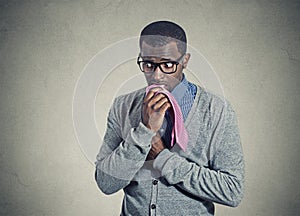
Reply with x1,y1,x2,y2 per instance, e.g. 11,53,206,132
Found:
137,53,185,74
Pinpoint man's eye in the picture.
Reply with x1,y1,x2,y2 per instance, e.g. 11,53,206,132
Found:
144,62,154,68
163,62,174,68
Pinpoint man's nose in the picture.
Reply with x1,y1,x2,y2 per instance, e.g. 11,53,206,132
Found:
153,65,164,80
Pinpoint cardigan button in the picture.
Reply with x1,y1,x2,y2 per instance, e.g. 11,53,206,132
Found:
152,179,158,185
151,204,156,209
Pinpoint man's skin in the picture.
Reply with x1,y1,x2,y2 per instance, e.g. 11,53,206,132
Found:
141,41,190,160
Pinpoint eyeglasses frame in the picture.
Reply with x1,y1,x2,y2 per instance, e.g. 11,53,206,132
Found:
137,53,186,74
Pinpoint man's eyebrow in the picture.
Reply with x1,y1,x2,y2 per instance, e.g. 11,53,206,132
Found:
140,56,154,59
160,57,172,61
141,56,173,61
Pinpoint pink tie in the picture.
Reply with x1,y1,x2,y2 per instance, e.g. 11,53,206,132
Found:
146,84,188,151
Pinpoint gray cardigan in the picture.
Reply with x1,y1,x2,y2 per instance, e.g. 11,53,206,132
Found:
95,85,245,216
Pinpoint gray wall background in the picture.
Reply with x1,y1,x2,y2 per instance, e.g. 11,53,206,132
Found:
0,0,299,215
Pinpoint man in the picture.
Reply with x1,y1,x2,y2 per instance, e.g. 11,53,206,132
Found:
95,21,245,215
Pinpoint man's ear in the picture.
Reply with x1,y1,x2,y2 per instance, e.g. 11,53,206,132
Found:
182,53,190,69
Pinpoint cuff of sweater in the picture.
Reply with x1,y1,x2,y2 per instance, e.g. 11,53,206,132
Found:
125,122,156,154
153,149,174,171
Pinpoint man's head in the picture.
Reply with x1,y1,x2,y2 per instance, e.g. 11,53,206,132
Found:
138,21,190,91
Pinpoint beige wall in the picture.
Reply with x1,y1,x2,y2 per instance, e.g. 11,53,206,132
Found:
0,0,299,215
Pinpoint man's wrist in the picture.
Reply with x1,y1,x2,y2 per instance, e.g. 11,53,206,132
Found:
130,122,156,147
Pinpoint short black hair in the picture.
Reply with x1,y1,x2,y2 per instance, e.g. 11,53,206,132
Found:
139,21,187,54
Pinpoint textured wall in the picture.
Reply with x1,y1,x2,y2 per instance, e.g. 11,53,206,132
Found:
0,0,299,215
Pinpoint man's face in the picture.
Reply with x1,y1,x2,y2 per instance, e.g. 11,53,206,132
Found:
140,41,190,92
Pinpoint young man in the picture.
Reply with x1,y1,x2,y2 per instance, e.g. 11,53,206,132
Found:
95,21,245,215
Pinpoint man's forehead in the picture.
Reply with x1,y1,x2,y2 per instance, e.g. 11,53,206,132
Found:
140,41,180,59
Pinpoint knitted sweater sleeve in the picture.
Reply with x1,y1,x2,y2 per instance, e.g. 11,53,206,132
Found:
94,96,155,194
153,100,245,207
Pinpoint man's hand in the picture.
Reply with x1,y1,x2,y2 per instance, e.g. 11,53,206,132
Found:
142,87,171,132
146,134,165,161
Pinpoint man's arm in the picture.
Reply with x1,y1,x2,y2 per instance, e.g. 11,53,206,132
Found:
152,102,245,207
95,89,170,194
94,97,155,195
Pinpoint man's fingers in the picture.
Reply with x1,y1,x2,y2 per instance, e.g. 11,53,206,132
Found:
152,97,169,110
151,134,162,144
159,102,171,114
143,91,155,103
143,87,164,103
142,90,170,132
146,136,166,161
145,93,168,109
